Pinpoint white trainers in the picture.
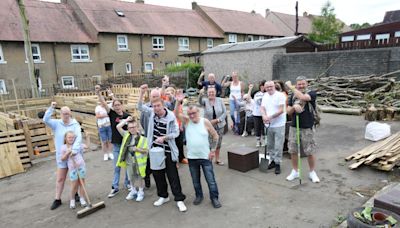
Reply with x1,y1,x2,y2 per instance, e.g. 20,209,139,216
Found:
79,197,87,207
153,197,170,206
286,169,299,181
126,188,137,200
309,171,320,183
108,153,114,160
256,140,261,147
70,200,76,209
103,154,109,161
136,190,144,202
177,201,187,212
241,132,248,137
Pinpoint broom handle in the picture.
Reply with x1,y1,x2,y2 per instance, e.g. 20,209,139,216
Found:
71,154,92,206
296,114,302,184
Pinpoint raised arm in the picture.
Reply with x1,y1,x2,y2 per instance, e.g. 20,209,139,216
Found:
247,84,254,97
95,85,110,113
137,84,152,114
43,101,58,130
285,81,311,102
197,71,205,86
117,116,132,136
175,89,189,126
198,89,206,106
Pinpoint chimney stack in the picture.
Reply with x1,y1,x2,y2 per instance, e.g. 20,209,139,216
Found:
192,2,198,10
265,9,270,17
303,11,308,17
135,0,144,3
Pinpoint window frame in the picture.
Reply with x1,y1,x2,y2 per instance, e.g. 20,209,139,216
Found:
70,44,91,62
144,62,153,72
61,76,75,89
152,36,165,50
207,38,213,49
0,44,6,63
247,35,254,41
259,36,264,40
178,37,190,51
0,79,7,94
228,34,237,43
341,35,354,42
126,63,132,74
31,43,42,62
395,31,400,38
117,35,129,51
356,34,371,41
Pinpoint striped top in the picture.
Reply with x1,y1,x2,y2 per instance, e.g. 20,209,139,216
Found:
152,110,171,152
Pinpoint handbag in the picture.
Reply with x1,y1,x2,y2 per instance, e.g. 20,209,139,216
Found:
149,146,166,170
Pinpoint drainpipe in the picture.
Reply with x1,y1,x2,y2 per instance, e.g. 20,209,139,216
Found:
140,34,144,73
52,42,59,83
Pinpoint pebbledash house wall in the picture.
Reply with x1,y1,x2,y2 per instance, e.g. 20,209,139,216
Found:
272,47,400,82
202,47,286,83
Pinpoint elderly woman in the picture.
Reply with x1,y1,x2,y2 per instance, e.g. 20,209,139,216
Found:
199,86,227,165
43,102,82,210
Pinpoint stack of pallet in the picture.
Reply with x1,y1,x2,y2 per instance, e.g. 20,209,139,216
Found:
346,132,400,171
0,129,31,169
0,142,25,178
0,98,51,119
54,95,99,114
21,119,55,159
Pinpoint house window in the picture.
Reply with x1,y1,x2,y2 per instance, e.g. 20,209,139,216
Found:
178,37,190,51
228,34,237,43
376,33,390,44
341,35,354,42
247,35,254,41
71,45,90,61
0,80,7,94
61,76,75,89
31,44,42,62
207,38,213,48
144,62,153,72
117,35,128,50
0,44,6,63
126,63,132,74
356,34,371,40
259,36,264,40
395,31,400,37
152,36,165,50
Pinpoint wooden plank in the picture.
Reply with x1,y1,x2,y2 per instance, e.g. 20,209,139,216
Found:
0,143,25,178
0,135,26,144
29,128,47,136
31,135,51,143
22,121,34,160
0,129,24,137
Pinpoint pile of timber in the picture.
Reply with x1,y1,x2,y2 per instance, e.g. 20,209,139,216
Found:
0,97,51,119
309,70,400,119
345,132,400,171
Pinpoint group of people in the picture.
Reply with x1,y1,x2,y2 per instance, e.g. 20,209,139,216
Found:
44,72,320,213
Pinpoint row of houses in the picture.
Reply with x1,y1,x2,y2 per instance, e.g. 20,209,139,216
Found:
0,0,353,94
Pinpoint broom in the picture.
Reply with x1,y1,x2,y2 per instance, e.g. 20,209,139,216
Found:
71,153,105,218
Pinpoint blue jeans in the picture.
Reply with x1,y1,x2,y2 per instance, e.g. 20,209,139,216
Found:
229,99,240,133
112,143,129,190
188,159,219,200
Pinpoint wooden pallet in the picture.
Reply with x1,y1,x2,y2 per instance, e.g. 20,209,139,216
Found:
0,142,25,178
21,119,55,159
0,129,31,168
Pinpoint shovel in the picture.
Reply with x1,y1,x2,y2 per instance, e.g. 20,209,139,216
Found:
259,124,270,173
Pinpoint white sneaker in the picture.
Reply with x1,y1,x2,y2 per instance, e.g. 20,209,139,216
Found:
177,201,187,212
108,153,114,160
241,132,248,137
286,169,299,181
309,171,320,183
79,197,87,207
103,154,109,161
136,190,144,202
256,141,261,147
126,188,137,200
70,200,76,209
261,140,266,147
126,184,132,191
153,197,170,206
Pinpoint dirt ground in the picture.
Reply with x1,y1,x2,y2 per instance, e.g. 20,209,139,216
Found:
1,113,400,228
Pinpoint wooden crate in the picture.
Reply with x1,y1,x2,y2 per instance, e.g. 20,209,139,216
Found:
0,129,31,168
0,142,25,178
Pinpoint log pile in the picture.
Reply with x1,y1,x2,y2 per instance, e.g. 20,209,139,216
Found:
308,70,400,119
345,132,400,171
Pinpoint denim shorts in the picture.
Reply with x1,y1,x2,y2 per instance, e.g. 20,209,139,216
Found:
99,125,112,142
69,166,86,181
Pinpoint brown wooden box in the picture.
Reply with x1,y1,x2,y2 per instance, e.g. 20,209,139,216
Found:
228,147,259,172
374,187,400,216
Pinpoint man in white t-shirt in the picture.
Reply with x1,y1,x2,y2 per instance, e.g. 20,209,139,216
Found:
95,102,113,161
261,81,287,175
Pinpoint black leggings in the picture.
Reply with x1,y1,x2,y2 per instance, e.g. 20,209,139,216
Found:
253,116,265,138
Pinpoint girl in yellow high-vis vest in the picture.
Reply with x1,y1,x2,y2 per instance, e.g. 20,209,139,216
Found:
116,116,148,202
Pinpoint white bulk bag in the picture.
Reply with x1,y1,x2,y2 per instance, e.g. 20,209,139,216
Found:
365,122,391,141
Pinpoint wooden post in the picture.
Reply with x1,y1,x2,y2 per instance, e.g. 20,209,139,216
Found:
0,93,5,113
22,120,35,160
17,0,38,98
11,79,21,114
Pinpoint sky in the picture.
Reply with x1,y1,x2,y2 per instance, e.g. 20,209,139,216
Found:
143,0,400,25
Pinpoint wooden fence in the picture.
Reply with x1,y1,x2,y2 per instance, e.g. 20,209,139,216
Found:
318,37,400,51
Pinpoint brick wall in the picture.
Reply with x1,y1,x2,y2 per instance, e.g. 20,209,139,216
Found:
203,48,286,84
273,47,400,82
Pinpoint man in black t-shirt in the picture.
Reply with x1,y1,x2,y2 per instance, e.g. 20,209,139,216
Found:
96,85,131,197
285,76,320,184
197,73,222,97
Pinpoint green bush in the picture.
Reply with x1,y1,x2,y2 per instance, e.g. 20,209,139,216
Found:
165,63,202,89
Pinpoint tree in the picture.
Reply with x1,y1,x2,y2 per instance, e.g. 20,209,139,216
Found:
349,23,371,30
308,1,344,44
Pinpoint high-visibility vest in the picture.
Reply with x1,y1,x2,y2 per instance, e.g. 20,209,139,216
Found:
117,134,148,178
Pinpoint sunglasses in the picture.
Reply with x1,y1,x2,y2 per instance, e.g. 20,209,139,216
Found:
188,112,197,116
